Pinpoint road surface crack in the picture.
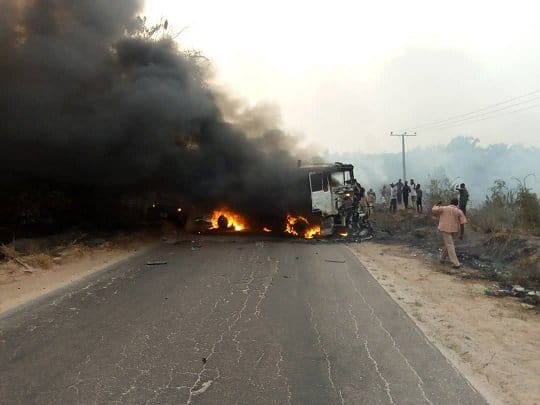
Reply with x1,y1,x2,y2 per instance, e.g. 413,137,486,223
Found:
276,350,292,405
186,270,256,404
348,306,395,404
308,301,344,405
346,269,434,405
254,260,279,318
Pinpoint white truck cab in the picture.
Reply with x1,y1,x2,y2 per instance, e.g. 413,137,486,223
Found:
300,162,357,236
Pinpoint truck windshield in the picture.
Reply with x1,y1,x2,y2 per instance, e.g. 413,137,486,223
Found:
331,171,345,187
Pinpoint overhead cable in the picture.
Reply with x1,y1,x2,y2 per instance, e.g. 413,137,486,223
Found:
411,89,540,131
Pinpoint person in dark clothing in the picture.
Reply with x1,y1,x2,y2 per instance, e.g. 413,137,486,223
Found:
402,182,411,209
415,184,423,213
396,179,403,205
456,183,469,215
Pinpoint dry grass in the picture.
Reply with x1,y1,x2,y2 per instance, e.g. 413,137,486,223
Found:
511,253,540,289
1,231,151,273
0,244,18,260
24,253,54,269
1,244,55,270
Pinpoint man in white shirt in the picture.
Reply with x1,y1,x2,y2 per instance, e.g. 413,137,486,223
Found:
410,179,417,207
389,183,397,214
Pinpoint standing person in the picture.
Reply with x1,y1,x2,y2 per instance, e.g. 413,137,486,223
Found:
396,179,403,206
415,184,423,213
389,183,397,214
456,183,469,215
402,181,410,209
381,185,388,206
367,188,376,215
410,179,417,207
432,198,467,268
352,180,362,205
359,186,368,213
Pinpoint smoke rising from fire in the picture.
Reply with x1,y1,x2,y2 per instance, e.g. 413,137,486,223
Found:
0,0,306,224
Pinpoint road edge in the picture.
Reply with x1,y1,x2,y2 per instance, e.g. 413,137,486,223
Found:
0,244,157,321
346,243,500,405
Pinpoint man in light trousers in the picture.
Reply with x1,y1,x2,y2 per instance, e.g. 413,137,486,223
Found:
432,198,467,268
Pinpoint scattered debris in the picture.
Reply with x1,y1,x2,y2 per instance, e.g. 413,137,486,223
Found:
521,303,535,310
513,285,526,293
484,283,539,305
145,261,167,266
191,380,213,396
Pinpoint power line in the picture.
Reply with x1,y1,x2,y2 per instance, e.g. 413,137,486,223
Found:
422,96,540,131
411,89,540,131
432,101,540,131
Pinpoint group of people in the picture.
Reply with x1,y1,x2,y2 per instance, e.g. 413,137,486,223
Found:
383,180,470,218
379,178,472,269
385,179,423,214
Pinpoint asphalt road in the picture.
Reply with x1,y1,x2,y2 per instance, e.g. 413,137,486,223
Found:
0,236,487,404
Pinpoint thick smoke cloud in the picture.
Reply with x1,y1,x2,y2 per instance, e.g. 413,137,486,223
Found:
327,137,540,205
0,0,303,225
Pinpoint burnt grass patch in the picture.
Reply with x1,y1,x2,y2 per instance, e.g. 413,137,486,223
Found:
370,209,540,304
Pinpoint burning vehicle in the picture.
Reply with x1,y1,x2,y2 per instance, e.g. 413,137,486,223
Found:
166,162,370,240
298,162,370,237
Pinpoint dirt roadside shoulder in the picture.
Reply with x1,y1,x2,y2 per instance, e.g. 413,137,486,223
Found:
348,241,540,405
0,243,147,316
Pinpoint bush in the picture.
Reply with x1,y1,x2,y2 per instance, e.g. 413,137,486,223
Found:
425,174,458,207
516,186,540,234
472,178,540,235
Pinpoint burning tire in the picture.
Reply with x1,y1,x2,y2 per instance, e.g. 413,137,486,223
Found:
217,214,229,230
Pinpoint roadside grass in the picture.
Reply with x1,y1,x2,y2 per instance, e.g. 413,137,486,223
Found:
0,230,150,272
370,182,540,295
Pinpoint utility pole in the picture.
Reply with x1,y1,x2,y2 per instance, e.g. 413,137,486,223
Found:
390,131,417,182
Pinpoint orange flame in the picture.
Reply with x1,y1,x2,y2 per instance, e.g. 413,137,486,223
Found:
305,226,321,239
285,214,320,239
210,209,247,231
263,227,272,233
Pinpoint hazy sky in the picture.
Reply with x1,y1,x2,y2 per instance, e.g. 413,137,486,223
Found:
144,0,540,153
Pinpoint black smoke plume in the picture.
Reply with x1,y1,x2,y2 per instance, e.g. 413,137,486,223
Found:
0,0,307,231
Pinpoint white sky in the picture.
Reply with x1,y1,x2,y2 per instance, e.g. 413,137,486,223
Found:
144,0,540,153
